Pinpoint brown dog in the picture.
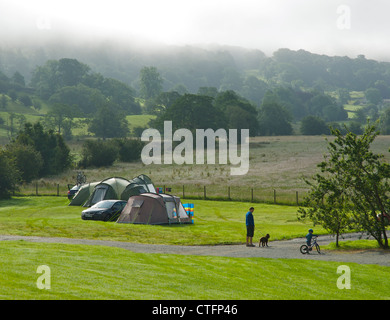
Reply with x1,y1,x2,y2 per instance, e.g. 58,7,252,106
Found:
259,234,270,247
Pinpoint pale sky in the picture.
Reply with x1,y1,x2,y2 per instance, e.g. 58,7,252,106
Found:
1,0,390,59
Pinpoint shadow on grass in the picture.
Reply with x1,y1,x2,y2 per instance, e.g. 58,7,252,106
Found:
0,197,36,208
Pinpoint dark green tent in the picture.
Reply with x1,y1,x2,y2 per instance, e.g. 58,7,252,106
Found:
69,174,156,207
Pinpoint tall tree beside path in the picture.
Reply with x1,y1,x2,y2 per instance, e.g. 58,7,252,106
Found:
299,123,389,249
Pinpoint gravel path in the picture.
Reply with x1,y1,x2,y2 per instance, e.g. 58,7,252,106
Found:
1,233,389,267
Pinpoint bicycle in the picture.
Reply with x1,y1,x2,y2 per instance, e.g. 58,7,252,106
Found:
76,171,87,186
300,236,321,254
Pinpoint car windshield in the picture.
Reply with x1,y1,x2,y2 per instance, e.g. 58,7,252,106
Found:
91,201,113,209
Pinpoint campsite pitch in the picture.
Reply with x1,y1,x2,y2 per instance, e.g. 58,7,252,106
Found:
0,196,390,300
0,196,319,245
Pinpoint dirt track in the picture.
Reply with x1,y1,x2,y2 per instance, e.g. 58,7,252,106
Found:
1,233,389,267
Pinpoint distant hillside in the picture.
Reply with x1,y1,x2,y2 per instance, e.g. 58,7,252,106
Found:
1,40,390,104
1,40,390,143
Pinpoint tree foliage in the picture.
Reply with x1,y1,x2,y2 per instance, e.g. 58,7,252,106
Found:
88,105,129,139
13,122,72,176
299,123,390,249
5,143,43,183
79,139,119,168
0,147,20,199
300,116,329,135
258,102,293,136
139,66,163,100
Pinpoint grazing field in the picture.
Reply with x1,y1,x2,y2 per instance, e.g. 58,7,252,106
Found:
20,134,390,204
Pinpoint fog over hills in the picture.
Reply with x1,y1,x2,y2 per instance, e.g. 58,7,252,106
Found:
1,0,390,61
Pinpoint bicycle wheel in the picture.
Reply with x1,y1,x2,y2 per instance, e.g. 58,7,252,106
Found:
300,245,309,254
315,244,321,254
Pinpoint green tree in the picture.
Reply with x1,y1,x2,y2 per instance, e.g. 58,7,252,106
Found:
88,105,129,139
18,93,33,107
14,122,72,176
365,88,382,105
214,90,259,136
241,75,268,106
257,102,293,136
379,107,390,134
139,66,163,99
114,138,145,162
45,103,78,135
337,88,351,105
48,84,105,115
298,172,352,247
97,77,141,114
11,71,25,87
151,94,225,132
79,139,119,168
30,59,90,98
1,94,7,109
300,124,389,249
300,116,329,135
5,143,43,183
0,147,20,199
57,58,90,87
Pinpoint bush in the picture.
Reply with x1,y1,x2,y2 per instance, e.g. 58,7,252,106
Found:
79,139,119,168
0,148,20,199
300,115,330,135
14,122,72,176
5,143,43,182
114,138,145,162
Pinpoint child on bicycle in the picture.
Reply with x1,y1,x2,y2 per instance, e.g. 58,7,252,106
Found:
305,229,318,248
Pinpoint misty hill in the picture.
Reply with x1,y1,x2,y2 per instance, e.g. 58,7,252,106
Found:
1,40,390,104
2,40,390,142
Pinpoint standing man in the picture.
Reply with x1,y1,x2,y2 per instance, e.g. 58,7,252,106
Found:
246,207,255,247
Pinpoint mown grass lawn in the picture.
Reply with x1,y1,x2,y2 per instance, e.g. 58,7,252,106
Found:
1,196,389,300
1,241,389,300
0,196,321,245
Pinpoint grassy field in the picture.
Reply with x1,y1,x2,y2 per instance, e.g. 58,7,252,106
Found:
1,240,389,300
0,196,389,300
0,196,320,245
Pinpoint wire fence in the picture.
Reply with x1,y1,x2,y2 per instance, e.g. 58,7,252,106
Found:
15,181,307,206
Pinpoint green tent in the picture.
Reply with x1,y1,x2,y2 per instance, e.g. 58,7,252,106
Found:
69,175,156,207
121,174,156,200
83,177,130,207
68,182,100,206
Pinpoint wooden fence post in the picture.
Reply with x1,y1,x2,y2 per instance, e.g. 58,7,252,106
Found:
228,186,231,200
36,182,38,196
296,191,299,205
273,189,276,204
251,188,253,202
182,185,185,198
204,186,206,199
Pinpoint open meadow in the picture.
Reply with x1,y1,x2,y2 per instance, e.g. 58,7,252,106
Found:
18,134,390,205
